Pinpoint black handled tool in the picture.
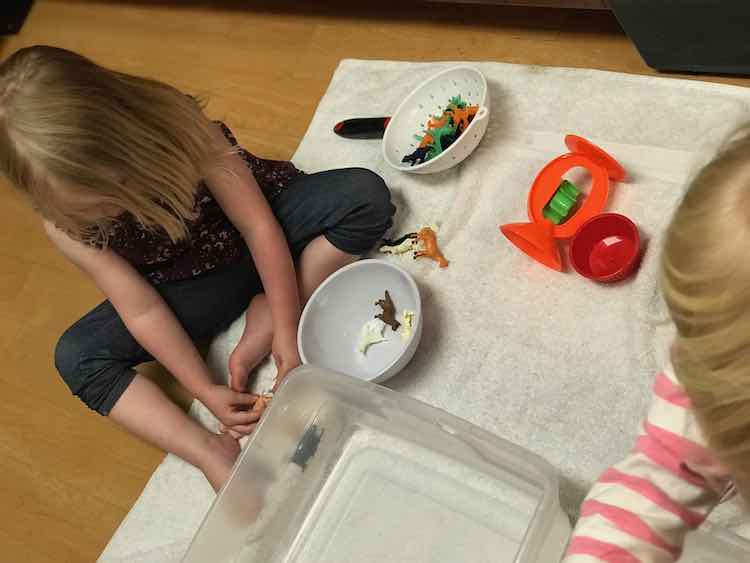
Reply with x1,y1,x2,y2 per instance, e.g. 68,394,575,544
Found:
333,117,391,139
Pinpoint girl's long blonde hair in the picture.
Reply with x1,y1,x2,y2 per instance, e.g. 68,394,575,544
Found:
0,45,223,245
662,126,750,484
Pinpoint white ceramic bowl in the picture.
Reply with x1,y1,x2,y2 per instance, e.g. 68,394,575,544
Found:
382,65,490,174
298,260,422,384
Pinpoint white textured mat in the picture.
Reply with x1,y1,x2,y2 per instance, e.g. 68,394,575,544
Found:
99,60,750,562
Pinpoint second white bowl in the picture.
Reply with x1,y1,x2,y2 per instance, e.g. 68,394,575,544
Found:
298,260,422,384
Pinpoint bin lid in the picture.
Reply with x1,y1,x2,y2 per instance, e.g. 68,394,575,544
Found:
680,524,750,562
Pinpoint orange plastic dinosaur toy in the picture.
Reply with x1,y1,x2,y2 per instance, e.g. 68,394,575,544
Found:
419,133,434,148
428,114,449,129
416,227,449,268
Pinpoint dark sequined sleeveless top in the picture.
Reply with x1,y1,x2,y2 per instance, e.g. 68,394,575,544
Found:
107,123,303,284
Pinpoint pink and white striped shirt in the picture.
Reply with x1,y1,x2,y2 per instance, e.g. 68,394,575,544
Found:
564,365,735,563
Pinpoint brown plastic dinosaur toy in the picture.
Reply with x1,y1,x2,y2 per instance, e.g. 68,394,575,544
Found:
375,290,400,331
415,227,449,268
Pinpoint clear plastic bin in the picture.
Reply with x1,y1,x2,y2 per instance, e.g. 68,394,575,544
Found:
183,365,571,563
682,524,750,562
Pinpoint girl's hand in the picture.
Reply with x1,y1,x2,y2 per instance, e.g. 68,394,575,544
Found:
200,384,261,431
272,331,301,392
220,395,271,438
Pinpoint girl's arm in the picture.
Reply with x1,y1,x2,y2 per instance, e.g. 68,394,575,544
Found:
564,368,725,563
44,221,258,427
204,133,301,379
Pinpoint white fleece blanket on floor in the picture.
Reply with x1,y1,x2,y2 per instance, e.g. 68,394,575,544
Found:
99,60,750,563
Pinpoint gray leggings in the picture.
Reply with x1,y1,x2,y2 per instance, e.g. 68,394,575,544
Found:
54,168,395,415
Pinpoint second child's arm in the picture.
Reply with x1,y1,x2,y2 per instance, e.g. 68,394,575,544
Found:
44,221,259,427
564,369,725,563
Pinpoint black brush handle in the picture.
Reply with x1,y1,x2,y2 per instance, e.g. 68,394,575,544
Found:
333,117,391,139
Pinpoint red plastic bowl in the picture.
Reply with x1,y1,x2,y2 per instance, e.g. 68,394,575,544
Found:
570,213,641,283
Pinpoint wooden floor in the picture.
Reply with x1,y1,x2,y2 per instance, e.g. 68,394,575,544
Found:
2,2,748,561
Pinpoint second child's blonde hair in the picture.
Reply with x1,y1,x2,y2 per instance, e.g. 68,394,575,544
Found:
0,45,224,245
662,127,750,485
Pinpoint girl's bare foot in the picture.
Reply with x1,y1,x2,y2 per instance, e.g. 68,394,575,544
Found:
229,295,273,391
201,432,242,492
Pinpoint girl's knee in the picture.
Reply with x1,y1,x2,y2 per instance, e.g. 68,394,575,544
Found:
346,169,395,229
55,327,83,392
54,327,134,415
351,168,393,214
325,169,395,255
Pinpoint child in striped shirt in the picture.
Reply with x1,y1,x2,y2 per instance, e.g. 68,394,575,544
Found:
565,128,750,562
